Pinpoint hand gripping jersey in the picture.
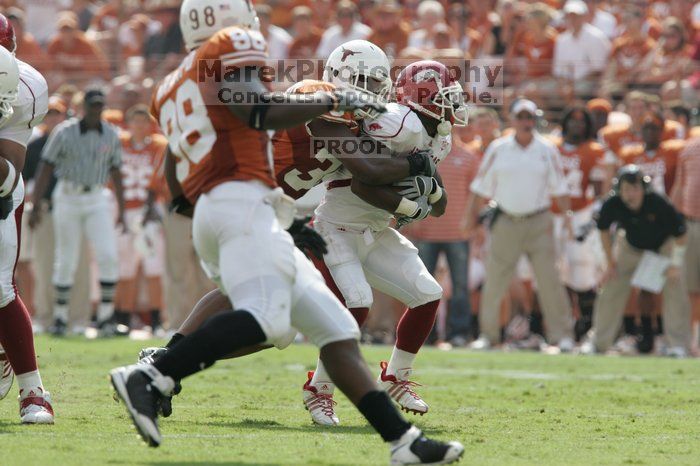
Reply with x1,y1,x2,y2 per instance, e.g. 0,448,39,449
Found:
119,133,168,210
552,139,606,213
315,102,452,231
0,59,48,147
619,139,684,195
272,79,356,200
150,26,275,203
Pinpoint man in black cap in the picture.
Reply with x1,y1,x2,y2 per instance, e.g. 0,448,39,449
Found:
29,88,126,337
585,165,691,356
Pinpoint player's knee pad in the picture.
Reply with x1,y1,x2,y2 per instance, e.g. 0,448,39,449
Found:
402,257,443,307
329,261,373,309
0,285,16,308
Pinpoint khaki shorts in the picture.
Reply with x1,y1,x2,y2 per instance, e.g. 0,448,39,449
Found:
685,220,700,294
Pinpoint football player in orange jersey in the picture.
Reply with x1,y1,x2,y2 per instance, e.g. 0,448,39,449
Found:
618,111,685,195
109,1,463,463
113,105,168,334
552,106,609,341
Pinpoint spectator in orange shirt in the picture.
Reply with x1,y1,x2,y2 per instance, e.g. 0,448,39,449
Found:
507,3,557,81
287,6,322,59
408,142,482,346
586,98,612,135
367,0,409,59
635,18,694,88
447,3,484,58
5,7,46,72
47,12,110,86
602,7,656,98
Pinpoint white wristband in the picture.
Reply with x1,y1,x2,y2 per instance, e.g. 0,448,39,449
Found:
395,197,418,217
0,160,16,197
670,245,686,267
428,186,443,204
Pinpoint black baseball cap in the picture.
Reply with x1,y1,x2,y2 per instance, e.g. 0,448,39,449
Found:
84,88,105,105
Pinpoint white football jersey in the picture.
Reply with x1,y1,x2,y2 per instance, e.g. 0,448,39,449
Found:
315,103,452,231
0,59,48,148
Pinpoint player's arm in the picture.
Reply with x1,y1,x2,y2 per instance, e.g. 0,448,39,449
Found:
0,139,26,219
220,69,382,131
307,118,436,185
163,146,194,218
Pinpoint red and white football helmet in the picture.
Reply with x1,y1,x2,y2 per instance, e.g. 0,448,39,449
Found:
0,14,16,54
395,60,468,126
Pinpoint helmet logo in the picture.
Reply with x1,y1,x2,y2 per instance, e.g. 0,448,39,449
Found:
413,68,440,83
340,47,360,62
368,122,382,131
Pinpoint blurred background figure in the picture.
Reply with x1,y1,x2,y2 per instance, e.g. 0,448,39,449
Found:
316,0,370,57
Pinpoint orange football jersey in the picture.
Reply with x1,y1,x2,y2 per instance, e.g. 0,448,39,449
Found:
601,120,685,156
119,133,168,210
272,80,356,200
150,26,275,203
552,139,606,213
618,139,685,194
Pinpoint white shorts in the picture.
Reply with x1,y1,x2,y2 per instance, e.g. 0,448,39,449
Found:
193,181,359,350
553,205,602,291
314,219,443,309
0,178,24,307
117,208,165,279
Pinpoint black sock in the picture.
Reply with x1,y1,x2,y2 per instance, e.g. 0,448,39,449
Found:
656,316,664,335
357,391,411,442
637,316,654,353
114,310,129,326
623,316,638,336
150,309,162,329
153,310,266,381
166,332,185,348
529,311,543,336
471,314,480,340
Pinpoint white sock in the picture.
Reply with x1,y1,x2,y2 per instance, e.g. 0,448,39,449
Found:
692,322,699,348
54,304,69,322
386,348,416,377
17,370,43,395
97,302,114,323
311,359,332,385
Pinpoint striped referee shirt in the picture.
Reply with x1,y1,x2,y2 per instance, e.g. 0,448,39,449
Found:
41,117,122,187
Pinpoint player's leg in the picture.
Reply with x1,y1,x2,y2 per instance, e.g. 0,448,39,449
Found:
84,192,120,332
109,185,297,446
0,187,53,423
114,209,140,329
50,189,83,335
138,219,166,333
302,220,373,424
290,249,464,465
363,228,443,415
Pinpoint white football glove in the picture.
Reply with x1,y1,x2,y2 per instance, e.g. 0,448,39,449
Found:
396,195,432,229
330,89,386,114
394,176,438,201
437,120,452,137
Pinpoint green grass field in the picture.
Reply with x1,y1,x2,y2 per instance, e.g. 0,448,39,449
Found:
1,336,699,466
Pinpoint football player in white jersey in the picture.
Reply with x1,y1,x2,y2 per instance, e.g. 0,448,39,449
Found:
0,19,53,424
309,60,467,420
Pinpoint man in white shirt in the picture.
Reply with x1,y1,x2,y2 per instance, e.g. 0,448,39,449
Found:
316,1,371,57
553,0,611,96
256,4,292,59
585,0,617,39
465,99,575,350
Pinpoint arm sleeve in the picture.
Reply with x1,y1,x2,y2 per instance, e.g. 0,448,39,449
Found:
40,127,63,164
470,143,498,198
595,197,615,230
547,145,568,197
110,133,122,168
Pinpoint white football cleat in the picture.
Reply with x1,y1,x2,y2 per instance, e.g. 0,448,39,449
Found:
468,335,491,350
19,388,54,424
378,362,428,416
390,426,464,465
0,350,14,400
302,371,339,426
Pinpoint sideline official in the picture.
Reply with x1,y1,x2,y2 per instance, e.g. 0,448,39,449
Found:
589,165,691,356
465,99,574,350
29,88,125,336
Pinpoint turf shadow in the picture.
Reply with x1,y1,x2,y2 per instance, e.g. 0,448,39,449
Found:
194,418,376,435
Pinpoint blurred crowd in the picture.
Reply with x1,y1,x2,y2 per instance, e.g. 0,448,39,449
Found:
3,0,700,355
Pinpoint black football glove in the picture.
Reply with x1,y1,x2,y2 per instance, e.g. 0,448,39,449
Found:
138,347,182,418
0,195,12,220
406,150,437,177
287,217,328,260
169,194,194,218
